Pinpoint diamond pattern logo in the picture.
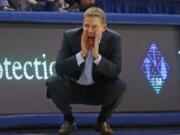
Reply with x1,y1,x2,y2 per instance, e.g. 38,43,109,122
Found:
141,42,169,94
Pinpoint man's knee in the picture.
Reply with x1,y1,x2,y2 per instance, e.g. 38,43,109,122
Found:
108,78,127,99
112,78,126,92
46,75,63,87
45,75,65,98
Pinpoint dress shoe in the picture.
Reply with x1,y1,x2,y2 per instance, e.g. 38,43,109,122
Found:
58,121,77,135
95,121,114,135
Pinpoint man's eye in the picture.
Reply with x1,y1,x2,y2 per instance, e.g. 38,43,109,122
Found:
85,24,89,27
93,26,97,29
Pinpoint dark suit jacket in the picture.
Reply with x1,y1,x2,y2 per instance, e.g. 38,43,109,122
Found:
55,27,122,83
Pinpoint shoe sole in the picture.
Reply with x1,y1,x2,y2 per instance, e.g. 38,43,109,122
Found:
59,125,77,135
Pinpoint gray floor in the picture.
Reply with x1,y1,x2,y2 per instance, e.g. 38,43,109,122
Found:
1,127,180,135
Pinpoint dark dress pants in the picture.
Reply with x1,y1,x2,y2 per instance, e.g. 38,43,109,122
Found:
46,75,126,122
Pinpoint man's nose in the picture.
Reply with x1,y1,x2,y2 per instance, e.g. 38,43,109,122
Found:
87,27,93,32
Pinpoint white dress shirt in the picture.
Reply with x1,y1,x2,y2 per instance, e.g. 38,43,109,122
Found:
76,50,101,85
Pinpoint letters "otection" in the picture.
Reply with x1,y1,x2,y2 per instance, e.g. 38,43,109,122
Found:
0,54,55,80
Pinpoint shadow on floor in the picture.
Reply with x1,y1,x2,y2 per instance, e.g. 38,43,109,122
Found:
0,126,180,135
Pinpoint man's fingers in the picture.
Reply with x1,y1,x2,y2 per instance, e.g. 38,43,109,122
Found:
94,31,100,45
83,30,88,40
81,30,90,52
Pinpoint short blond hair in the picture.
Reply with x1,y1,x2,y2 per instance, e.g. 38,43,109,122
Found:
84,7,106,24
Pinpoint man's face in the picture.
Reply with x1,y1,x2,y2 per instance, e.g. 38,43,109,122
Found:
83,16,107,38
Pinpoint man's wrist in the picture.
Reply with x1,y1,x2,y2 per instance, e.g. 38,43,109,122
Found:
94,53,100,60
76,52,85,66
80,51,87,58
94,55,101,65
